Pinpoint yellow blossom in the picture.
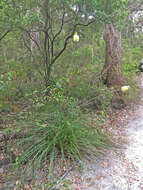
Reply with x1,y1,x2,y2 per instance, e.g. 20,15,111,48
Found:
16,180,21,185
121,85,130,92
73,32,79,42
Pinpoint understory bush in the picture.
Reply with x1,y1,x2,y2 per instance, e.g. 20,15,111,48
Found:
121,44,141,104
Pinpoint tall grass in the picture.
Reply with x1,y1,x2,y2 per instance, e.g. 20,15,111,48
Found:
17,99,114,177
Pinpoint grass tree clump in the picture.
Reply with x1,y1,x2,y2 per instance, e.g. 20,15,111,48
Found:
17,96,114,176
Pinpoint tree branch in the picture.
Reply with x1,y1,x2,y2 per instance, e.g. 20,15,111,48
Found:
53,11,65,42
0,30,10,41
51,10,66,57
52,19,95,65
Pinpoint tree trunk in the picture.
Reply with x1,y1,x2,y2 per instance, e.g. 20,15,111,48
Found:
30,26,40,52
30,8,40,64
102,23,123,87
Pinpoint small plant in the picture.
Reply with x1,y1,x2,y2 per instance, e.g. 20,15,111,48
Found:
61,180,73,190
13,156,20,169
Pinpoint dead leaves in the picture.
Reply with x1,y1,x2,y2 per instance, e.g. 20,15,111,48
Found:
122,157,134,170
101,161,109,168
96,173,105,180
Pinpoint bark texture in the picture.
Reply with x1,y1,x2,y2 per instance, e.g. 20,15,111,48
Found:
30,26,40,52
102,23,123,87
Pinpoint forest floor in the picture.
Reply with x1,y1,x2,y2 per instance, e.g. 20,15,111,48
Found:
0,74,143,190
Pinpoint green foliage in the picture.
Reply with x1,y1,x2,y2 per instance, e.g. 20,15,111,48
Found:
122,60,139,75
122,44,143,76
52,38,112,111
121,80,139,105
120,43,142,105
0,0,129,86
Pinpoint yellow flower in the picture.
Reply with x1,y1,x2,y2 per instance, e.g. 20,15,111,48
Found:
16,180,21,185
121,85,130,92
73,32,79,42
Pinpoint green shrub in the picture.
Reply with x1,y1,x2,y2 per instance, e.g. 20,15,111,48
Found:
122,44,142,75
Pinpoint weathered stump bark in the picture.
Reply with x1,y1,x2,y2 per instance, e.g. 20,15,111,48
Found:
102,23,123,87
102,24,126,109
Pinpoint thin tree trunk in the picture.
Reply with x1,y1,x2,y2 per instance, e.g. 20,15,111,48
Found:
30,8,40,64
30,26,40,52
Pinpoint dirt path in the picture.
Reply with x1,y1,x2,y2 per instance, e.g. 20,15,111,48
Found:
62,75,143,190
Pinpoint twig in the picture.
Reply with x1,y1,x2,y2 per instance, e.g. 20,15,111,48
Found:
50,167,73,189
0,30,10,41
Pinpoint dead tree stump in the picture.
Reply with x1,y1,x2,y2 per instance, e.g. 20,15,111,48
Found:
102,23,123,87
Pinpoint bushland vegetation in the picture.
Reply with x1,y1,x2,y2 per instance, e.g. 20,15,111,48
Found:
0,0,143,189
